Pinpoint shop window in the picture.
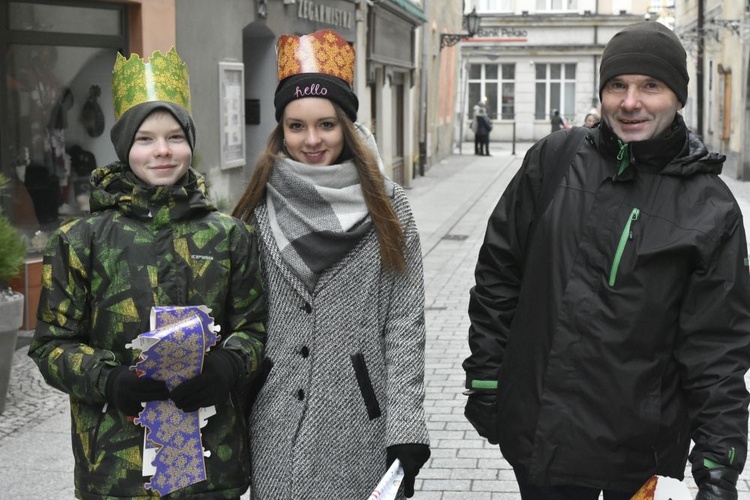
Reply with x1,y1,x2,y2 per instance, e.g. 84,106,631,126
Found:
534,63,576,121
1,1,126,255
9,2,120,35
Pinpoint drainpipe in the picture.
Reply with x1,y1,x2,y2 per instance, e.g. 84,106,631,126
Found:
417,0,429,176
593,0,598,107
696,0,704,136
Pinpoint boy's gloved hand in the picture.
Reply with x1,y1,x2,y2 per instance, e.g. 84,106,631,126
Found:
104,365,169,416
387,443,431,498
695,466,739,500
170,349,242,412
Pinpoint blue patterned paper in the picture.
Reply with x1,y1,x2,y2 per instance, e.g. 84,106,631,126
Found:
130,306,220,496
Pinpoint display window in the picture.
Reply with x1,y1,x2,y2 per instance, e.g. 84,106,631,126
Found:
1,1,127,255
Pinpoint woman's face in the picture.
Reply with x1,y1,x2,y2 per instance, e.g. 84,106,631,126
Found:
128,111,191,185
282,98,344,166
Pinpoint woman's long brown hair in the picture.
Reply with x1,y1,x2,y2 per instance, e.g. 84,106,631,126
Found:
232,104,406,271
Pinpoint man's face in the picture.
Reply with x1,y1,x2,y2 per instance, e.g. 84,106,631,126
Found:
600,74,682,143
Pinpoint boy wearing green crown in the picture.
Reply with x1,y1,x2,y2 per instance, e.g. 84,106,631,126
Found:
28,48,266,499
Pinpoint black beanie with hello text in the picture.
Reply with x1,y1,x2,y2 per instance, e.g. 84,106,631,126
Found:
599,21,689,105
274,73,359,123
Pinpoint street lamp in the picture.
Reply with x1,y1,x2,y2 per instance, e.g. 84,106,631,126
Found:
440,8,481,50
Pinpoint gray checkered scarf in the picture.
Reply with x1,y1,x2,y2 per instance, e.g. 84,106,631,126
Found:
267,157,372,291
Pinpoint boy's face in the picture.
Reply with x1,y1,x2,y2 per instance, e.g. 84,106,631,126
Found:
128,111,192,185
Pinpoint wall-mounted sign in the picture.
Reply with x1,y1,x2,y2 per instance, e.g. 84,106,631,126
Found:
296,0,354,30
219,61,245,169
478,27,529,40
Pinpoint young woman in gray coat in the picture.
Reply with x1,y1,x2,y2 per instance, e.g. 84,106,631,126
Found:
232,29,430,499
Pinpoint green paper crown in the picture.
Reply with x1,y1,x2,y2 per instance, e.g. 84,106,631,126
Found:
112,48,191,120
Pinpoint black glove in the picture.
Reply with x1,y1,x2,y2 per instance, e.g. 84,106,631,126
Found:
104,365,169,416
695,467,739,500
387,443,430,498
464,390,499,444
170,349,243,413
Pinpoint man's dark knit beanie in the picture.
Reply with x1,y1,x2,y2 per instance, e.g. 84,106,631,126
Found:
599,21,689,105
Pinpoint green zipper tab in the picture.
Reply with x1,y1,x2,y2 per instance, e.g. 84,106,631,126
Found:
615,140,630,178
609,208,640,286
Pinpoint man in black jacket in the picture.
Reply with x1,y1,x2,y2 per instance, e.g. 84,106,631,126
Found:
463,21,750,500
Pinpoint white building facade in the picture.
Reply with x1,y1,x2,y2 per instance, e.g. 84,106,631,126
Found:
459,0,650,144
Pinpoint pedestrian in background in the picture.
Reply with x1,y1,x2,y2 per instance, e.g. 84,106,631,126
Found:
464,21,750,500
232,29,430,499
583,111,600,127
471,99,487,155
472,102,493,156
550,108,565,132
28,49,266,498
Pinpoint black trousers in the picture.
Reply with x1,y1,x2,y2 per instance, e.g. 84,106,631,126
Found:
475,134,489,155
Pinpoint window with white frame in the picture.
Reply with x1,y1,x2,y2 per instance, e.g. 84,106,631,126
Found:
534,63,576,120
536,0,577,11
468,63,516,120
475,0,513,12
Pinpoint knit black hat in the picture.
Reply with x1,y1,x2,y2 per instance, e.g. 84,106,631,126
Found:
274,73,359,122
599,21,689,105
110,101,196,163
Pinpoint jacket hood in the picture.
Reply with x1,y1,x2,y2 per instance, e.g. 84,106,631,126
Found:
89,161,215,220
597,114,725,177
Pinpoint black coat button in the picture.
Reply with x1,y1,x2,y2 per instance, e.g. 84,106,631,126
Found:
300,346,309,358
297,389,305,400
303,302,312,314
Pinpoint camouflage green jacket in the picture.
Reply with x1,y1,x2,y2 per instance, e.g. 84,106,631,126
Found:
29,161,266,499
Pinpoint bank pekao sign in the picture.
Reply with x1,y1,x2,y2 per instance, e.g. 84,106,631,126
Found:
477,27,529,41
296,0,354,30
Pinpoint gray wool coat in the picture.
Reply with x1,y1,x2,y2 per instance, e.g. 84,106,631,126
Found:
249,182,430,500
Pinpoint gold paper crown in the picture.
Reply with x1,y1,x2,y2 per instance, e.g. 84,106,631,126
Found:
112,48,191,120
277,29,355,86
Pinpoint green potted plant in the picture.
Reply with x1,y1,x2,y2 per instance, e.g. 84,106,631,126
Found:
0,173,26,414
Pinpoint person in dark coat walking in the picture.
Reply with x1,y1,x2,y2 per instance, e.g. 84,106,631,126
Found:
463,21,750,500
472,100,491,155
474,104,493,156
550,108,565,132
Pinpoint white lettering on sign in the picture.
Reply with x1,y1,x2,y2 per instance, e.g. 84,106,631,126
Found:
479,27,529,39
297,0,354,30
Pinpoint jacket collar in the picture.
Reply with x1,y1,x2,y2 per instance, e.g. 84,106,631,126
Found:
89,161,215,220
595,115,724,178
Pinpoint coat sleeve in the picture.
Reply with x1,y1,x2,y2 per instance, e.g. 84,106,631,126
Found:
678,203,750,474
383,192,430,447
221,220,267,380
28,223,116,403
462,141,548,389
